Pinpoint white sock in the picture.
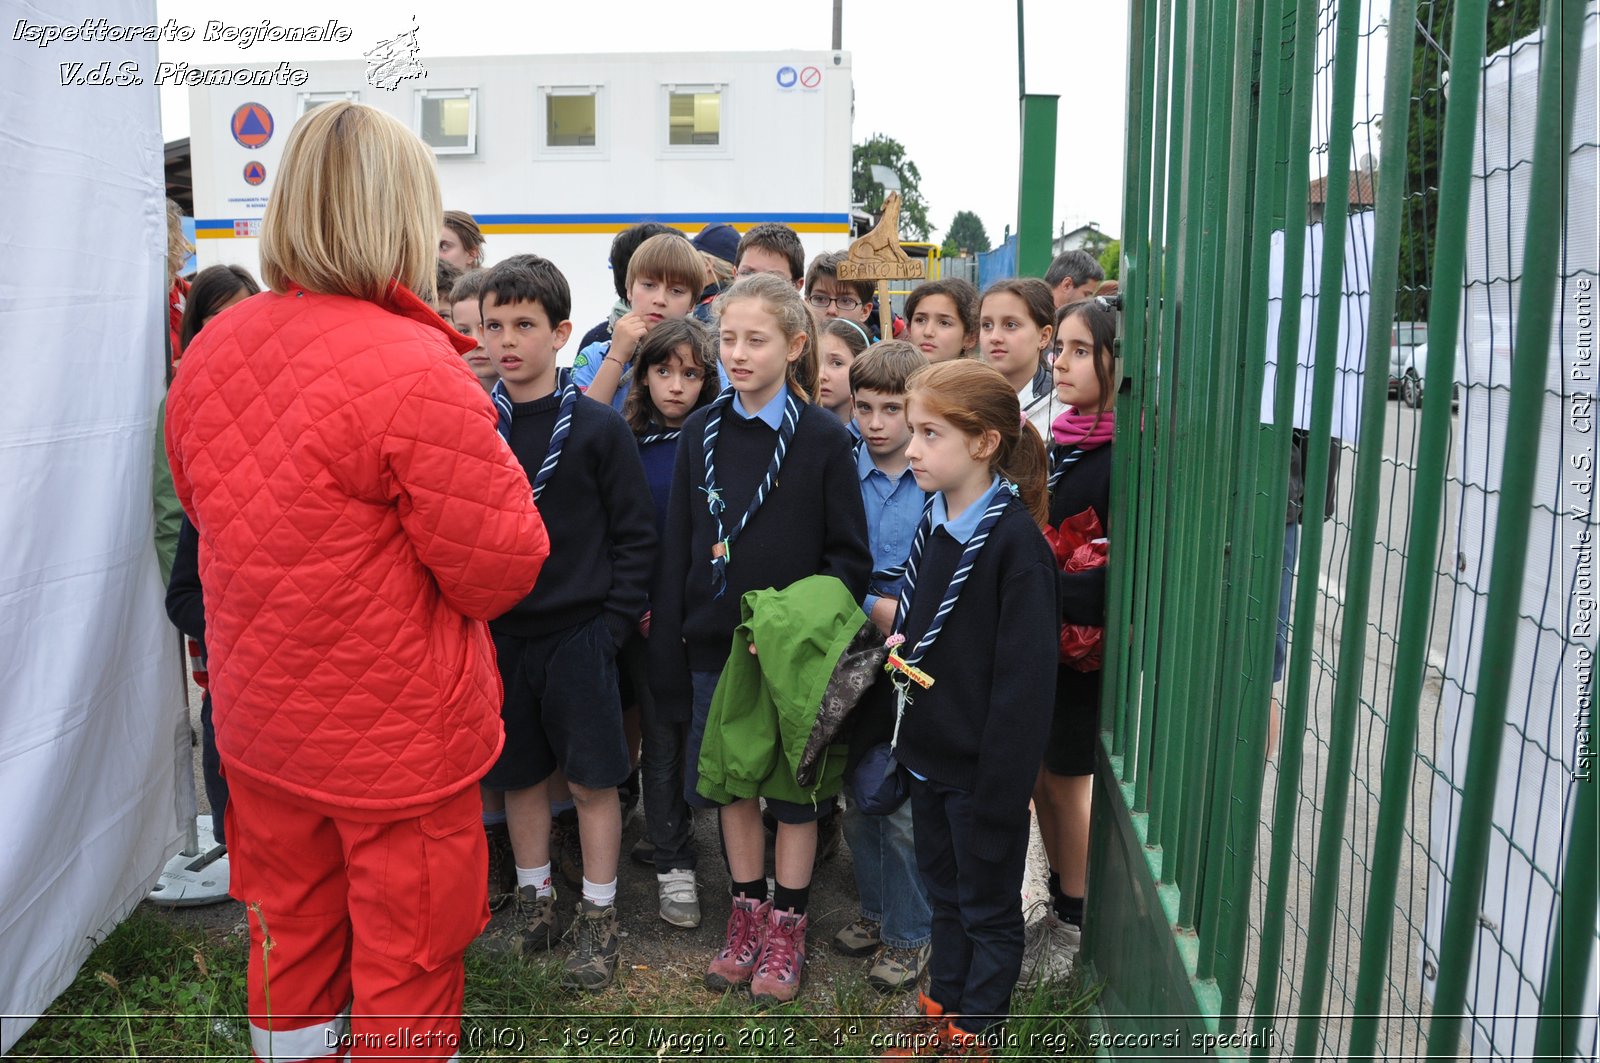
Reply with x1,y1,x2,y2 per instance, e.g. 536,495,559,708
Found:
582,876,617,908
516,863,552,897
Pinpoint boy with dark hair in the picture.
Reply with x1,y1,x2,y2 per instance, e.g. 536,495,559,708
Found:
735,223,806,287
434,257,463,323
835,341,934,993
807,250,905,341
1044,249,1105,308
479,254,658,992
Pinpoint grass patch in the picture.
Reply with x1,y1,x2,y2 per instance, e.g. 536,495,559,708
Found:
11,912,1099,1060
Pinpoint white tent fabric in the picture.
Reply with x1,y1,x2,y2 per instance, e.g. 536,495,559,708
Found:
0,1,188,1051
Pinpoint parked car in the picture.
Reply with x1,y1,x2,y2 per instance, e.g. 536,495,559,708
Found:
1388,321,1428,398
1393,341,1464,409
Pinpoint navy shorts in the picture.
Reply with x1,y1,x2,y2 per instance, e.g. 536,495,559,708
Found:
685,670,827,824
483,616,630,792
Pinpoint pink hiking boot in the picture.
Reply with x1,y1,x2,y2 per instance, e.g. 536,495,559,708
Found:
749,906,808,1005
704,896,770,991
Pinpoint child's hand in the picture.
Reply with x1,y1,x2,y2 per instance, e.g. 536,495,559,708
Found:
870,597,897,637
748,641,759,656
638,610,651,638
611,312,649,362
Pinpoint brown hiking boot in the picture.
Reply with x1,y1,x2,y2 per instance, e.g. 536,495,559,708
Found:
484,822,517,912
878,992,948,1059
560,899,621,992
511,885,561,956
831,916,882,957
866,942,929,994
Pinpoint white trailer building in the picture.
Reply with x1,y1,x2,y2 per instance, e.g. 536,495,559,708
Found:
190,49,854,345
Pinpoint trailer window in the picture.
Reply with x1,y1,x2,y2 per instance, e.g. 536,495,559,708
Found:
298,91,359,115
416,89,477,155
545,88,598,148
666,87,721,147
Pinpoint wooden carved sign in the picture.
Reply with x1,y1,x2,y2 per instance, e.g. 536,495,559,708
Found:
837,192,924,337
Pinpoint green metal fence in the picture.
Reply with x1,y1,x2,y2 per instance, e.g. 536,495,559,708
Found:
1082,0,1598,1055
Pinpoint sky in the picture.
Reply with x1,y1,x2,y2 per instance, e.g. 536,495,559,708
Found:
152,0,1131,246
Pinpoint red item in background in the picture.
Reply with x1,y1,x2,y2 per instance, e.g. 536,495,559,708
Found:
1045,507,1109,671
168,277,189,367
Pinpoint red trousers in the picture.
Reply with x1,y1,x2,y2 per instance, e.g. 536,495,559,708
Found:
225,772,488,1062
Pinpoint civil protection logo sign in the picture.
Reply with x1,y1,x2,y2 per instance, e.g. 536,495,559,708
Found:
243,162,267,186
776,65,798,88
231,103,273,149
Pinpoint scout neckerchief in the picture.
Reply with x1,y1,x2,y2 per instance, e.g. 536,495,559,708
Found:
1048,446,1085,491
637,425,682,447
885,480,1017,750
700,386,802,597
493,376,579,502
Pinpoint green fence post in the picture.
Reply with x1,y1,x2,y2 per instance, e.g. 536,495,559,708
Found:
1016,94,1059,279
1250,2,1324,1053
1425,0,1588,1054
1531,752,1598,1061
1344,0,1489,1056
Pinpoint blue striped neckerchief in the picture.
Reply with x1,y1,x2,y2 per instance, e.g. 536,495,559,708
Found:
636,424,682,447
886,476,1017,750
1048,444,1086,491
492,373,579,502
700,385,802,597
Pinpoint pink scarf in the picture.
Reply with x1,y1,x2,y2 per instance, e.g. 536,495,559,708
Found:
1052,407,1116,450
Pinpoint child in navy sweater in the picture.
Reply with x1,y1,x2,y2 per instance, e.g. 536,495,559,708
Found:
878,359,1058,1055
650,273,871,1004
478,254,657,992
619,316,719,929
1021,296,1119,989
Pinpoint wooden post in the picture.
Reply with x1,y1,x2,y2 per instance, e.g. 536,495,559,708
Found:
877,280,892,338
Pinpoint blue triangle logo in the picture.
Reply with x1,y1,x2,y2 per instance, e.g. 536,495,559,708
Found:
239,109,268,136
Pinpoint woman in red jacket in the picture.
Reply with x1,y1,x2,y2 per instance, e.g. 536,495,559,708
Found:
165,102,548,1061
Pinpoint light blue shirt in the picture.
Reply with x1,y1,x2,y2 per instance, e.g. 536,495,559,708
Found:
931,475,1006,544
857,442,925,617
570,339,631,413
732,387,789,430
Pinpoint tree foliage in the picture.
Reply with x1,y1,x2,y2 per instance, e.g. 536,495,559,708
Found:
1395,0,1540,323
941,210,991,256
1098,239,1121,281
852,135,933,241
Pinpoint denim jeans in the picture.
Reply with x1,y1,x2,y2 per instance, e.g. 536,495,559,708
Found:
623,636,696,873
843,799,931,948
200,691,229,848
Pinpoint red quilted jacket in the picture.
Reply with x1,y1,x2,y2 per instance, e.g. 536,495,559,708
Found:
165,283,548,810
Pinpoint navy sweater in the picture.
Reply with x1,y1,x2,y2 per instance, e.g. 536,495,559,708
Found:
166,515,206,648
637,432,679,543
649,399,872,718
491,392,656,649
890,498,1059,862
1051,444,1113,714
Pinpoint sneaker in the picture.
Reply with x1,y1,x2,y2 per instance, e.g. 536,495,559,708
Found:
657,869,701,928
866,942,929,994
832,916,882,957
704,896,770,991
749,907,808,1005
878,991,949,1059
511,885,561,956
551,816,583,887
560,899,621,992
629,833,656,868
1016,913,1080,988
484,823,517,912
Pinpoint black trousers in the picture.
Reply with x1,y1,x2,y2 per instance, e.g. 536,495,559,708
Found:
910,775,1030,1034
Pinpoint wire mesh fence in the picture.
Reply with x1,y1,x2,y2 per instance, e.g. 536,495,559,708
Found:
1088,0,1598,1056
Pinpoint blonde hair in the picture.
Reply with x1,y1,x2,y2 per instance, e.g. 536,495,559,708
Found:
714,273,819,402
165,198,192,283
906,360,1050,526
259,102,441,303
703,252,735,287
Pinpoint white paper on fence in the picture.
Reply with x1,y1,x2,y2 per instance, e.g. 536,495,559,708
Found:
0,2,189,1051
1425,5,1600,1061
1259,211,1376,440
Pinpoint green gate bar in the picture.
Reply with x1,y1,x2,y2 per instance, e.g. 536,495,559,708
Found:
1249,0,1323,1052
1344,0,1490,1056
1532,751,1599,1060
1424,0,1589,1054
